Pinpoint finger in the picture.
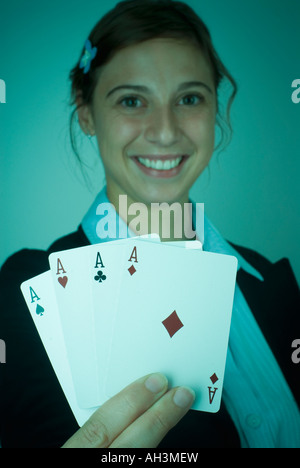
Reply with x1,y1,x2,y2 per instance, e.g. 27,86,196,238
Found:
110,386,195,448
62,372,169,448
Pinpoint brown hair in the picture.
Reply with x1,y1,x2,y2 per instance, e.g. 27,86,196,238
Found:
69,0,237,164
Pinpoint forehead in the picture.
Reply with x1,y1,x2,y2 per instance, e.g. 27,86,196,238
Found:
96,38,215,91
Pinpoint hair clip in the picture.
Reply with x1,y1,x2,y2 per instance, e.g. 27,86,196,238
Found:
79,39,97,74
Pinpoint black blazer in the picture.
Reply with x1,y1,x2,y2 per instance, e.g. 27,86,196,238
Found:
0,226,299,448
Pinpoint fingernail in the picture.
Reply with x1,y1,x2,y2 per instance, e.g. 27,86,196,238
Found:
145,373,168,393
173,387,195,408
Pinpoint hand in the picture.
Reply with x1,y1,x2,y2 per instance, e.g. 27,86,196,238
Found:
62,373,195,448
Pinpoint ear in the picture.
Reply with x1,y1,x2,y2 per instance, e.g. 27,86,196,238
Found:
76,92,96,136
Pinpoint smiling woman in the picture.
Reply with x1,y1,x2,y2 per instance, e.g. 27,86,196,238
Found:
0,0,299,450
69,0,236,231
76,38,217,210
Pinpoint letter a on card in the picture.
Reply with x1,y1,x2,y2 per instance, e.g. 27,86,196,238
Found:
128,246,138,263
208,386,218,405
56,258,67,275
128,246,138,276
29,286,40,303
94,251,105,269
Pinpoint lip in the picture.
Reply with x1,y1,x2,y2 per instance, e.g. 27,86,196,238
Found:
131,154,189,178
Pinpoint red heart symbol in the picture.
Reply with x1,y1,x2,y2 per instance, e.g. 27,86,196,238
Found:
58,276,68,288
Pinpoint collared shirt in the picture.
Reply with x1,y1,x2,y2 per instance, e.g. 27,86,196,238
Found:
82,186,300,448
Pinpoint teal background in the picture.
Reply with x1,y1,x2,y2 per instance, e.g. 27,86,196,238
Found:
0,0,299,283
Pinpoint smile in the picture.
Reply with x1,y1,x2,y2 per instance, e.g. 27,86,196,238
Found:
131,154,189,178
137,156,183,170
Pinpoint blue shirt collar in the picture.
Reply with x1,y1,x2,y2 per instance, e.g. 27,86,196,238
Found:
82,186,263,281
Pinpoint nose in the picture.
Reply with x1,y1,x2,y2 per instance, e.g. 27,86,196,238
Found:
144,105,181,147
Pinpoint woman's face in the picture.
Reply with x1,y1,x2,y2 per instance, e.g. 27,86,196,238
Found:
80,38,217,206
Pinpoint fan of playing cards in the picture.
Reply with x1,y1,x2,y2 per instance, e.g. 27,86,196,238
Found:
20,235,237,426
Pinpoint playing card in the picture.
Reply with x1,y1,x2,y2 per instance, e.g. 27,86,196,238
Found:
48,234,160,408
88,241,140,397
105,239,237,413
20,271,97,426
48,244,101,408
88,234,164,397
93,236,201,397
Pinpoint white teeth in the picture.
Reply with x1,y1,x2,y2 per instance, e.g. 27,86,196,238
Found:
137,157,183,170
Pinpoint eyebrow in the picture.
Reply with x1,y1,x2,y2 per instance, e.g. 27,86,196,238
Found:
105,81,214,99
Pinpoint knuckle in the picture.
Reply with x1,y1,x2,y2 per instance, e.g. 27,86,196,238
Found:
81,418,110,447
122,392,137,413
151,410,170,434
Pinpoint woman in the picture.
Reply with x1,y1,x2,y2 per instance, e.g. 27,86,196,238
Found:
0,0,299,448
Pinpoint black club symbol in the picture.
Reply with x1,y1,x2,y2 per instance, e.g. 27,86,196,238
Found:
94,270,107,283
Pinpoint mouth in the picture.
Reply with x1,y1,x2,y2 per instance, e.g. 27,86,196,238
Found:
131,154,189,178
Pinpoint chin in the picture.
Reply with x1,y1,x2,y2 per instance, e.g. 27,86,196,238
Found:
134,187,191,205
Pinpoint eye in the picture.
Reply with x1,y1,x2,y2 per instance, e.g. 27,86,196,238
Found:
119,96,143,108
178,94,203,106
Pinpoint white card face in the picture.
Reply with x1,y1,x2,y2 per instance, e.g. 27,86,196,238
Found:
88,241,138,398
105,240,237,413
89,237,202,398
20,271,96,426
48,245,99,408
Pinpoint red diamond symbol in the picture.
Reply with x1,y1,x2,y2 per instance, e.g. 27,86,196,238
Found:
128,265,136,276
162,310,184,338
210,373,219,384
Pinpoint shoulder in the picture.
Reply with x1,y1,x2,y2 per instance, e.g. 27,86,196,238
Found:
230,241,299,310
230,241,298,288
0,249,49,295
47,225,89,254
229,242,272,273
0,228,85,447
0,225,89,282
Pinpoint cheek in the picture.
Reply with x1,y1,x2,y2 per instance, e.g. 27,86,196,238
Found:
118,119,142,143
183,113,215,149
97,116,141,158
